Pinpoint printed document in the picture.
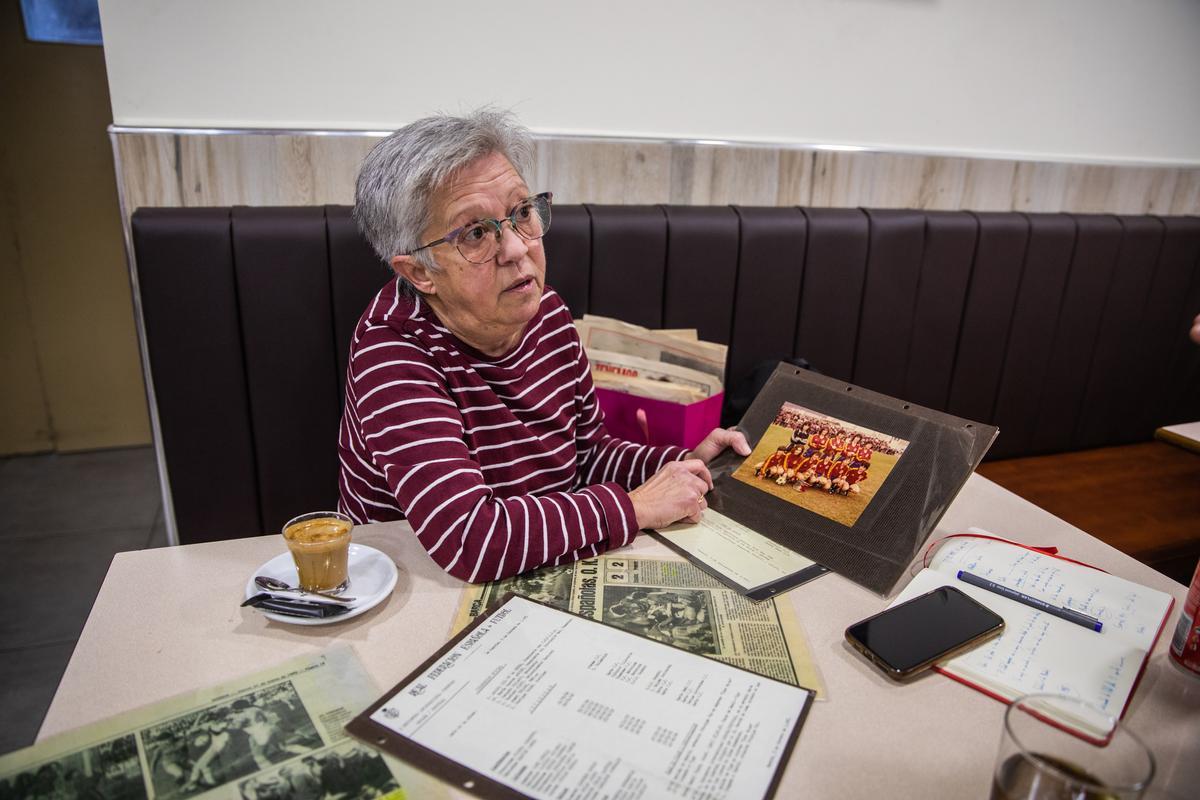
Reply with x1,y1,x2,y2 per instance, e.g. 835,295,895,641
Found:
657,509,826,596
365,595,813,800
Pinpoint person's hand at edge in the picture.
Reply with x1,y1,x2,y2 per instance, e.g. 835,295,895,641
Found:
628,459,713,530
1190,312,1200,345
687,427,751,465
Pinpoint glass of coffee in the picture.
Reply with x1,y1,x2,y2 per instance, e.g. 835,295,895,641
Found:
992,694,1155,800
282,511,354,594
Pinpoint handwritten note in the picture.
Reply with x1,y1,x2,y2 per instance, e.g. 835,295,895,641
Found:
891,536,1173,738
928,537,1166,648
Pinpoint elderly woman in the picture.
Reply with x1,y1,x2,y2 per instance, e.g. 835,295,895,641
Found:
339,110,748,582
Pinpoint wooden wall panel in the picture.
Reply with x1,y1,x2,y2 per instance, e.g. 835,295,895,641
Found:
1170,169,1200,214
113,131,1200,226
669,145,780,206
776,150,816,206
532,139,672,205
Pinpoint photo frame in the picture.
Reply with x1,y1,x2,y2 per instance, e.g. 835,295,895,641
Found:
704,364,998,595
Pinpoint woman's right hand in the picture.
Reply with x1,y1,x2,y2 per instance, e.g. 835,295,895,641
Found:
628,458,713,530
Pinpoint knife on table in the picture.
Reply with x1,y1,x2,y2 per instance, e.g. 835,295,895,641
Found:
241,593,351,619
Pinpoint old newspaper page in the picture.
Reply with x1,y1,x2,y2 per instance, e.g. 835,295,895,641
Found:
574,317,727,381
451,555,825,697
0,647,449,800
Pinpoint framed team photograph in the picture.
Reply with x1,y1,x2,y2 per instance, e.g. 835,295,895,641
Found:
700,365,997,596
732,403,910,528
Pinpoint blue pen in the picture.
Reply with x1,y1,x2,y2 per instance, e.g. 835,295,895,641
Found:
956,570,1103,633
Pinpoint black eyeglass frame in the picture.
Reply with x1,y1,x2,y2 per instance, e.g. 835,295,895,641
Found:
403,192,554,264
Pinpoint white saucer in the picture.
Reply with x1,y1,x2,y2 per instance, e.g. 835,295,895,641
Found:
244,544,398,626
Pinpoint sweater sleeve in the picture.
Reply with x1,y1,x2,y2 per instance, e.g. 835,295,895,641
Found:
571,341,689,491
347,337,641,584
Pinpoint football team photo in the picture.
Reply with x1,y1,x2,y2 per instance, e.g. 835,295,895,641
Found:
731,402,910,527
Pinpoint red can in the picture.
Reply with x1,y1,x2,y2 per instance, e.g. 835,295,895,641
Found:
1169,559,1200,676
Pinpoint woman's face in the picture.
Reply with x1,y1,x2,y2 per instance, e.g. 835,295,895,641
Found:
407,152,547,350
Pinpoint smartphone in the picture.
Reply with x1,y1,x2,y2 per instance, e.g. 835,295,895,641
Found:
845,585,1005,680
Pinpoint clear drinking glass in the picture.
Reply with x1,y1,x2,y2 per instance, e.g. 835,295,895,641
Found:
991,695,1155,800
281,511,353,593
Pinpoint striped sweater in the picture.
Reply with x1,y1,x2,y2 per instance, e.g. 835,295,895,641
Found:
338,279,686,582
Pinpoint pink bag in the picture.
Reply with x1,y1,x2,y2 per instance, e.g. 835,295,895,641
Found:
594,388,723,450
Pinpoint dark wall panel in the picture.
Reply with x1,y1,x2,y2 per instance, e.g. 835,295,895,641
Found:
326,206,392,397
587,205,667,328
988,214,1076,459
543,204,592,317
1147,217,1200,432
904,212,978,411
947,213,1029,425
727,207,807,391
1164,259,1200,425
1075,216,1164,448
796,209,869,381
232,207,341,534
132,208,261,543
1030,215,1123,454
854,210,925,399
662,206,740,346
135,205,1200,545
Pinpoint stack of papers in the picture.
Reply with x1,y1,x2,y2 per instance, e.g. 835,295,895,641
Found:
575,314,728,403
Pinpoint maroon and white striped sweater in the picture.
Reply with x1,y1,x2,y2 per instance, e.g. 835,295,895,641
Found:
338,279,686,582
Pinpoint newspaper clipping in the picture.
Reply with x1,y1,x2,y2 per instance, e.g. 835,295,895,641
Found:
575,315,727,403
451,554,824,696
0,648,449,800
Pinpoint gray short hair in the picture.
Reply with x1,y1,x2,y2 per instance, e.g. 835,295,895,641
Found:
353,109,535,294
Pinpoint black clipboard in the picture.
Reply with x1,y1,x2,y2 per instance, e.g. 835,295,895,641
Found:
346,593,814,800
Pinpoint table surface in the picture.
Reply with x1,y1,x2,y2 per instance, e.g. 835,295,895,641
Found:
41,474,1200,799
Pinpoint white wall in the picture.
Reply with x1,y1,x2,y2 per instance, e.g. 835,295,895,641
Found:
98,0,1200,165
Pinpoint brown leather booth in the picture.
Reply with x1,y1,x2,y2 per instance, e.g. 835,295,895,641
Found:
131,206,1200,545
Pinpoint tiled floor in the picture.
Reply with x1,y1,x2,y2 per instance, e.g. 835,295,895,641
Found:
0,446,164,757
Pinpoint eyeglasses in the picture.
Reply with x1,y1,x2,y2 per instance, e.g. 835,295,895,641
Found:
406,192,553,264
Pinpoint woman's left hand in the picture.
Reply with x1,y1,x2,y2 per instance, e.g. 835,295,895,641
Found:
688,427,751,465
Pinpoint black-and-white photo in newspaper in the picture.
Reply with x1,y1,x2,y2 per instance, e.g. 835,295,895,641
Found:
0,648,450,800
142,681,322,799
452,554,824,693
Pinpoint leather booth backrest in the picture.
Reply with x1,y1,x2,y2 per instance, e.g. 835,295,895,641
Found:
132,206,1200,544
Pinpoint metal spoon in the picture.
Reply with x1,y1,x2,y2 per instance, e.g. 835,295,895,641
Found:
254,575,355,603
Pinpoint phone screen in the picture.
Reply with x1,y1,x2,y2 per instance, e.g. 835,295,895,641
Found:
846,586,1004,677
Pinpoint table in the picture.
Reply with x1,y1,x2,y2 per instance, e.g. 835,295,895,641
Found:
41,475,1200,798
